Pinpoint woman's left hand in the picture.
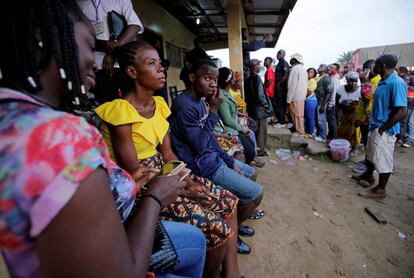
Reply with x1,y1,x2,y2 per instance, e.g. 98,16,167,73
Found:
181,179,216,206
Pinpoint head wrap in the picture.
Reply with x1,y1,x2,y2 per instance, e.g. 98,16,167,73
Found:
345,71,359,81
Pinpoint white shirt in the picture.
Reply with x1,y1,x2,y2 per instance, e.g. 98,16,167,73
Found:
337,85,361,104
78,0,144,69
287,64,308,103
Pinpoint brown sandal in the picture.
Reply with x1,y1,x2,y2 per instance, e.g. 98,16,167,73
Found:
359,190,387,199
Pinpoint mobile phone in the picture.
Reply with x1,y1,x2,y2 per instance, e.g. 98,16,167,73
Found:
161,161,185,176
161,161,191,181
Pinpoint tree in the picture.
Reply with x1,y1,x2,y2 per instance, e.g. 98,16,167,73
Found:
337,51,354,65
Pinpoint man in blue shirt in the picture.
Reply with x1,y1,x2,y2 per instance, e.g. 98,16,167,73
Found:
170,59,264,254
355,54,407,199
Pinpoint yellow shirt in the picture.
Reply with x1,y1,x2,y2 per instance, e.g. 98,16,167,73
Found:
229,88,247,113
95,97,170,161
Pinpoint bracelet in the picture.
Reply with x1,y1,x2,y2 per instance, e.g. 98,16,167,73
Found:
141,192,164,210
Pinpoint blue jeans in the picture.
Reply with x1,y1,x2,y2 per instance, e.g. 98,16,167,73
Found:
211,160,263,204
316,105,327,139
327,106,338,139
247,129,258,157
305,97,318,134
404,107,414,144
157,221,206,278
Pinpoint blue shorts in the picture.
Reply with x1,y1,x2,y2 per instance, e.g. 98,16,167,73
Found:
210,160,263,204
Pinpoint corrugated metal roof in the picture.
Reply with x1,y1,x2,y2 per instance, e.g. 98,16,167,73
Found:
153,0,296,46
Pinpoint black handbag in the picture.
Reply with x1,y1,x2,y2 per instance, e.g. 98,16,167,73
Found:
122,197,179,273
149,220,180,272
107,10,127,41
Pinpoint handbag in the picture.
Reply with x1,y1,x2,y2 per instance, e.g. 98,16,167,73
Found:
123,200,179,273
149,220,180,273
107,10,127,41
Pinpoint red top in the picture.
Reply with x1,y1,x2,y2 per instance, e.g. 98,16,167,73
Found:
265,67,276,97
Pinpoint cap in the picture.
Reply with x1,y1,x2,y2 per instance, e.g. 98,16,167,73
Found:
290,53,303,63
248,59,262,68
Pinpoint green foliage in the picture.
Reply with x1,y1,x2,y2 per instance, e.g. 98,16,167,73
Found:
337,51,354,65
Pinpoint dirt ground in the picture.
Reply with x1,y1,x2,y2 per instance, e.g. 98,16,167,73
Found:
239,147,414,278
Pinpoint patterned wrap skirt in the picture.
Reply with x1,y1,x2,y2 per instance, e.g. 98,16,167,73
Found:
138,153,239,249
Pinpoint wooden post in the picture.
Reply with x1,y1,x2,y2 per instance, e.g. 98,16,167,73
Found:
227,0,244,98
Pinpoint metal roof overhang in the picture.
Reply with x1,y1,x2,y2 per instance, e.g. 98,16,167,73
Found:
152,0,297,50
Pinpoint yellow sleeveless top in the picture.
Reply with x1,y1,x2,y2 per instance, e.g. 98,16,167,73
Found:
95,96,171,161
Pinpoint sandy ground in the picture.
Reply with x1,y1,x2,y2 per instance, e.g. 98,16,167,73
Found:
239,146,414,278
0,147,412,278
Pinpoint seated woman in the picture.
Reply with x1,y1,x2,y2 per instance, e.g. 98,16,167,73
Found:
218,67,264,167
0,2,205,278
337,71,362,152
95,40,242,277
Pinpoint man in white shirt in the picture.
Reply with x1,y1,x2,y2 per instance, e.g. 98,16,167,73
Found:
286,53,308,135
78,0,144,102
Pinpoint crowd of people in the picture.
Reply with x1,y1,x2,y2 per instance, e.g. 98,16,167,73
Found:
0,0,412,277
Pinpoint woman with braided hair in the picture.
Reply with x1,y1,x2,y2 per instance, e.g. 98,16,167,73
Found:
95,40,243,278
0,1,206,277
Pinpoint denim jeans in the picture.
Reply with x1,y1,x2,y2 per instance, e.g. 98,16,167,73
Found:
157,221,206,278
316,105,327,139
211,160,263,205
327,106,338,139
404,107,414,144
305,97,318,134
247,129,258,157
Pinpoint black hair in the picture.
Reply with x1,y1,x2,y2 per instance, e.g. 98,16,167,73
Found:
398,66,408,73
115,39,153,94
404,74,412,81
307,67,317,78
265,57,273,63
333,63,340,71
218,67,233,89
0,0,90,112
363,59,375,70
376,54,398,69
190,59,217,75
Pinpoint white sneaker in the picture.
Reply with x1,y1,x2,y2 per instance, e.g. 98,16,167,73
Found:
314,136,326,143
274,123,286,128
402,143,411,148
286,123,293,129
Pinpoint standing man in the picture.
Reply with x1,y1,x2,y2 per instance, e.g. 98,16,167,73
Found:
244,59,273,156
314,64,333,143
356,54,407,199
242,28,272,76
327,63,341,139
264,57,276,124
274,49,290,127
78,0,143,103
286,53,308,135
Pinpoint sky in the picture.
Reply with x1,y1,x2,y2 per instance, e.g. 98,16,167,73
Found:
207,0,414,69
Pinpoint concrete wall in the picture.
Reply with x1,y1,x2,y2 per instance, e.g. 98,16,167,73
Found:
132,0,196,94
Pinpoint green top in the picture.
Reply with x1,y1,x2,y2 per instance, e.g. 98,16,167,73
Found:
218,89,248,135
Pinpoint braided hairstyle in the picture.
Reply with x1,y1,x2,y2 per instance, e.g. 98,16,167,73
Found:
0,0,90,112
115,39,153,96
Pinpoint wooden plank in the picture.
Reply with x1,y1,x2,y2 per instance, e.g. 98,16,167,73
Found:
365,207,387,224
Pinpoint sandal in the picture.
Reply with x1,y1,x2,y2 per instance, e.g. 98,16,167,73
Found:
359,189,387,199
249,209,265,220
251,159,265,168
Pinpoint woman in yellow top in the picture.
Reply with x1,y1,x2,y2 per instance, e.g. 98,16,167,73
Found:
96,40,242,278
304,68,318,137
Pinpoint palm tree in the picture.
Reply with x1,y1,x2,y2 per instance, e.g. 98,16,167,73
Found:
337,51,354,65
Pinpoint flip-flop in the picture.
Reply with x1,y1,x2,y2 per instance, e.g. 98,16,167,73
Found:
359,190,387,199
252,160,265,168
249,209,265,220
